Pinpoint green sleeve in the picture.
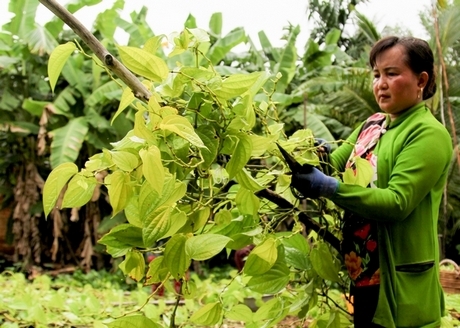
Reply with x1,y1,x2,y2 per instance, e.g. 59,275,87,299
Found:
329,123,362,171
330,123,452,222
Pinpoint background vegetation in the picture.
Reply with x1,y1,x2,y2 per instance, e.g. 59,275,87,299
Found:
1,0,460,327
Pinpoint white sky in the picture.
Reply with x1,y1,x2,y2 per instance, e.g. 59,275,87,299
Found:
0,0,433,50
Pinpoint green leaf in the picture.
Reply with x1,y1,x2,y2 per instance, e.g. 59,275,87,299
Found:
107,315,161,328
169,29,191,57
243,71,271,98
115,15,151,48
343,156,374,187
247,260,290,294
142,206,173,246
118,250,145,281
274,26,299,92
144,35,166,54
124,197,142,228
112,87,135,124
235,168,264,192
280,233,311,270
146,255,169,284
160,115,206,148
226,134,252,179
210,213,246,238
85,151,114,172
258,31,280,62
229,94,256,131
184,14,197,29
185,234,232,261
163,210,187,239
26,24,59,56
196,126,219,170
105,170,133,215
325,28,341,45
214,72,263,100
6,0,39,39
310,242,340,282
139,146,164,195
61,173,97,209
97,212,127,235
294,113,336,144
244,238,277,276
235,187,259,216
43,163,78,217
94,3,122,40
207,27,247,65
117,45,169,82
179,206,211,233
110,150,139,172
5,121,39,135
52,86,76,115
98,223,144,249
85,80,122,107
110,130,145,151
0,89,19,111
134,107,156,142
48,42,76,92
209,12,222,37
22,98,47,117
188,28,210,42
139,177,186,219
50,117,89,169
226,304,253,322
190,302,223,326
0,56,20,69
164,234,190,280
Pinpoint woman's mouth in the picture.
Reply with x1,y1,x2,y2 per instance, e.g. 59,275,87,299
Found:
378,95,390,102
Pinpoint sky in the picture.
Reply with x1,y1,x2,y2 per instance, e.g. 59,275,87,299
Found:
0,0,434,50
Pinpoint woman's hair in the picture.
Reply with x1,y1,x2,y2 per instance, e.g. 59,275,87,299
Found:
369,36,436,100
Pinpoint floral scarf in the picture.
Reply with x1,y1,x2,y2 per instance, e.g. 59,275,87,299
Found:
341,112,387,287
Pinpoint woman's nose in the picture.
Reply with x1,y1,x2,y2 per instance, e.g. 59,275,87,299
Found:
377,77,388,89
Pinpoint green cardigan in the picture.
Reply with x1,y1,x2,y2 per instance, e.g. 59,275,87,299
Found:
329,102,452,328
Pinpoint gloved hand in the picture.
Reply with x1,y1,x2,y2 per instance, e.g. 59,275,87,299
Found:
291,167,338,199
314,138,332,175
314,138,331,154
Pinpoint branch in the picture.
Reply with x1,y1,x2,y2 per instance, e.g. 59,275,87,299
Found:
255,189,341,252
38,0,151,102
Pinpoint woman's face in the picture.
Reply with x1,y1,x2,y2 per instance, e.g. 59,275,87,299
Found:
372,45,426,118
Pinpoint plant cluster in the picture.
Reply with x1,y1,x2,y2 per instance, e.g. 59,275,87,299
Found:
42,23,363,325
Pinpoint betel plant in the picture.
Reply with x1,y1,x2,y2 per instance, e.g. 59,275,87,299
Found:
40,1,374,327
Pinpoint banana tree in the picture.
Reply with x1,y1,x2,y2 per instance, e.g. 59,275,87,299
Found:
0,0,139,269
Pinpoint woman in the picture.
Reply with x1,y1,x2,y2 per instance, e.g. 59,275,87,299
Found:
291,36,452,327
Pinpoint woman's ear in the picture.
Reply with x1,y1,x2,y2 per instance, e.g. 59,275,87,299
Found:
418,71,429,89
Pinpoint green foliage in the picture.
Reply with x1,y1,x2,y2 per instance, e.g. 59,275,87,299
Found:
42,15,362,325
3,0,459,325
42,162,78,217
1,270,459,327
48,42,77,92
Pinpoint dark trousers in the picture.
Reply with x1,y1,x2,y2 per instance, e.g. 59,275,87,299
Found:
351,284,384,328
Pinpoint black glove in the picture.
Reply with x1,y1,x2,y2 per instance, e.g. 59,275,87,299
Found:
314,138,332,175
291,167,338,199
314,138,331,154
